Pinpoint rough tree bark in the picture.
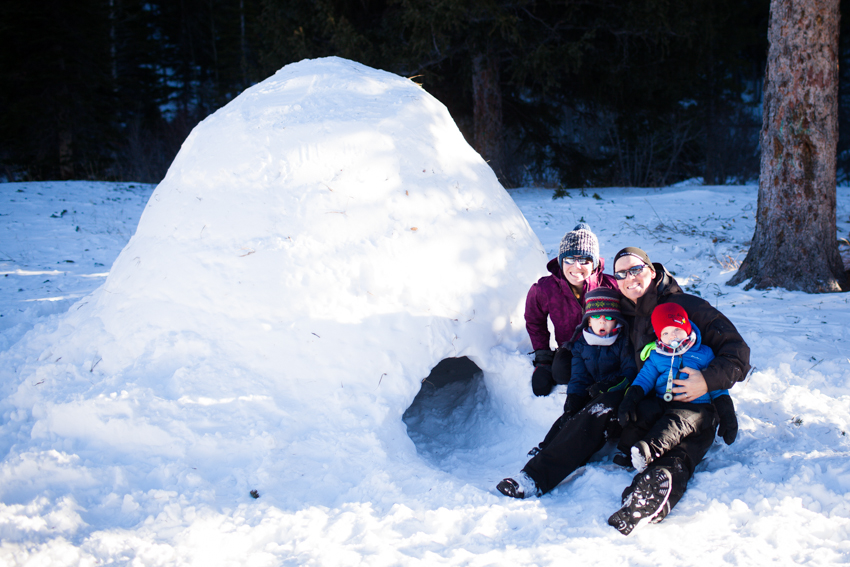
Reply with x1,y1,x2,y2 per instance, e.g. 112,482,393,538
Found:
58,129,74,180
471,50,505,182
729,0,846,292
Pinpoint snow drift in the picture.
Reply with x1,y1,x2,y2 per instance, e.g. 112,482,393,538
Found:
5,58,546,510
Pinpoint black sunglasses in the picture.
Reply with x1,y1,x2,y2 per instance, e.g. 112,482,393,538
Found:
613,264,649,280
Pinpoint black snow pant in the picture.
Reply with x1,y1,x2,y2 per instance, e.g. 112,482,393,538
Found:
523,390,624,494
531,347,573,397
617,399,719,522
618,397,718,461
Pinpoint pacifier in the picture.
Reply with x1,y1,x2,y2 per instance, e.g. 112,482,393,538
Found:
663,392,673,402
668,340,680,348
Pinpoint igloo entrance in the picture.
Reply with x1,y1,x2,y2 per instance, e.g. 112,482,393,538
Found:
402,357,491,469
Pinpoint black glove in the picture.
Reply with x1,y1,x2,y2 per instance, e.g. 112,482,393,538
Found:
617,386,645,427
587,377,630,398
531,349,556,396
564,394,589,417
714,395,738,445
532,349,555,367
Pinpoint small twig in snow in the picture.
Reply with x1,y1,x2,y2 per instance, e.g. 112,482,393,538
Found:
643,198,669,230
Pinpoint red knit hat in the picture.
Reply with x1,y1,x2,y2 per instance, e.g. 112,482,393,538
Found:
651,303,692,337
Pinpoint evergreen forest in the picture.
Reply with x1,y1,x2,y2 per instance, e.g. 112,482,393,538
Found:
2,0,849,188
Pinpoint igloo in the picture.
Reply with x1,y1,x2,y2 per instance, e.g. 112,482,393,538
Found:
5,58,550,511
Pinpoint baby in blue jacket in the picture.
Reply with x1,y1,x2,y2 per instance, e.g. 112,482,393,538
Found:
616,302,732,472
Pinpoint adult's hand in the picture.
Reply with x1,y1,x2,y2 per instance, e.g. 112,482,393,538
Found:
714,395,738,445
531,349,556,396
673,367,708,402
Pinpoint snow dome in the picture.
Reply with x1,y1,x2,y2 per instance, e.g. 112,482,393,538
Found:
9,57,548,509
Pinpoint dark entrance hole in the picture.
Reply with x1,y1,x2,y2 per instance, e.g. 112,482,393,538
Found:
402,356,488,469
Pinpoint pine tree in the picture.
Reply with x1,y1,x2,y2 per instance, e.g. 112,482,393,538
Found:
729,0,847,292
0,0,116,179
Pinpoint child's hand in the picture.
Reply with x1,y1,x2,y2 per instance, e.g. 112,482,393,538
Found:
587,377,629,398
564,394,587,417
617,387,644,427
672,367,708,402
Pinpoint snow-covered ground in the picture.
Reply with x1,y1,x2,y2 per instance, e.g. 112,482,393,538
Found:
0,181,152,354
4,179,850,565
2,57,850,565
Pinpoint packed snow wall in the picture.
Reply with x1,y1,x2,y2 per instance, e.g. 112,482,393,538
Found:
5,57,548,507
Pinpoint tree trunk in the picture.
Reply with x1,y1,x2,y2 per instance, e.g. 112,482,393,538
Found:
58,128,74,180
703,92,723,186
471,50,505,183
729,0,846,292
240,0,248,87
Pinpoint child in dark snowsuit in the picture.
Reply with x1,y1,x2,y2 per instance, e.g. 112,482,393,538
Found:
497,288,637,498
614,302,732,476
566,287,637,417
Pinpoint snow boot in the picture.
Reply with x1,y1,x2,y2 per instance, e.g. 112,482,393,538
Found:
496,472,538,499
607,467,673,536
630,441,652,473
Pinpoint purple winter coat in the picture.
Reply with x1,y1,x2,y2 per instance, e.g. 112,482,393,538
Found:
525,257,618,351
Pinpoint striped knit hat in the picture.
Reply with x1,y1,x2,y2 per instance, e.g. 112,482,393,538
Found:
575,288,627,335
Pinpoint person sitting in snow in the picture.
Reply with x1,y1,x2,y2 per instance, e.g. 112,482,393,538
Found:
603,247,746,534
522,288,637,459
524,223,617,400
494,247,748,533
608,302,735,535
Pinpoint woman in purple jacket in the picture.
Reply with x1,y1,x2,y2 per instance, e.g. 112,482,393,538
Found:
525,223,618,398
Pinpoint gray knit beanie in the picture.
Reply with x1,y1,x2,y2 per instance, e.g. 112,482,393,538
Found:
558,223,600,270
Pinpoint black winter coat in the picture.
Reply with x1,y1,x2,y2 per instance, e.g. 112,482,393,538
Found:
619,262,751,392
568,331,638,396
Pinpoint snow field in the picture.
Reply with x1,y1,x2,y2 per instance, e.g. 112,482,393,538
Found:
0,181,152,354
3,181,850,565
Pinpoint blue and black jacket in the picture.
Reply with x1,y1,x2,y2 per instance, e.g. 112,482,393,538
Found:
631,325,730,404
